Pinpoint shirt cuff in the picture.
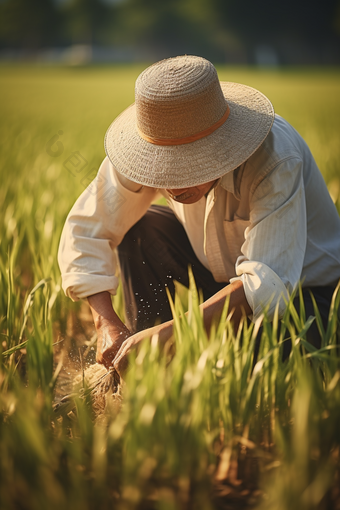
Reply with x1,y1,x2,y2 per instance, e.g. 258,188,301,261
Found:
61,272,119,301
229,258,289,322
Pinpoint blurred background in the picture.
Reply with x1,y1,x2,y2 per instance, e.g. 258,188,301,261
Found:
0,0,339,65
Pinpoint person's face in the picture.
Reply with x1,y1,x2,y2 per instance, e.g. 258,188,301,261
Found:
166,179,217,205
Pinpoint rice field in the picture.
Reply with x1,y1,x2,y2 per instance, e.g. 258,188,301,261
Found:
1,63,340,510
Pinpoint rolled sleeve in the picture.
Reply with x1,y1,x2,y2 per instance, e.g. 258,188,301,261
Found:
58,157,158,301
230,157,307,321
230,259,289,322
62,273,119,301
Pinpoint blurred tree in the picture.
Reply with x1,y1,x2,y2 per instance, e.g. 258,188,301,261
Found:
213,0,340,62
60,0,112,45
0,0,338,62
114,0,224,60
335,0,340,35
0,0,60,49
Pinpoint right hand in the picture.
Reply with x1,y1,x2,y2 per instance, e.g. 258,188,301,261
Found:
96,318,132,369
87,291,132,370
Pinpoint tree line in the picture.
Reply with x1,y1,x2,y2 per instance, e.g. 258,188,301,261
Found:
0,0,339,63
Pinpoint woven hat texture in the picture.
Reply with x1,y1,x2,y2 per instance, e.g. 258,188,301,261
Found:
105,55,274,189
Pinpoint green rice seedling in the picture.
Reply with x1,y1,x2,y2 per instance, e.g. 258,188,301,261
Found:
1,276,55,394
0,65,340,509
259,363,340,510
2,278,52,357
1,272,340,510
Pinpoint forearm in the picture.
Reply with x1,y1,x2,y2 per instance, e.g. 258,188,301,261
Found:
200,279,251,333
88,291,126,331
121,280,250,345
87,291,131,365
111,280,251,375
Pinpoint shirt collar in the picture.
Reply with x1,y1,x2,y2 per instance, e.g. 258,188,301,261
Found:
219,171,235,194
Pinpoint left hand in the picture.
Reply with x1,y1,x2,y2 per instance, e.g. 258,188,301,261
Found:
112,331,144,375
113,321,174,376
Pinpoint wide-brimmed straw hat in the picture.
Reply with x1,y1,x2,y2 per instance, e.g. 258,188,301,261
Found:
104,55,274,189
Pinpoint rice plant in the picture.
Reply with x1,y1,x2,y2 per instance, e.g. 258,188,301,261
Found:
1,64,340,509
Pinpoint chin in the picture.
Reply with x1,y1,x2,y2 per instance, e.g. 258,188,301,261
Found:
174,195,201,204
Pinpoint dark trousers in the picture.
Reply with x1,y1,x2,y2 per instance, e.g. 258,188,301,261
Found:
117,205,336,354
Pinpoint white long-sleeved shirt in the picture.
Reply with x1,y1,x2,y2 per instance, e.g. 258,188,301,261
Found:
58,115,340,321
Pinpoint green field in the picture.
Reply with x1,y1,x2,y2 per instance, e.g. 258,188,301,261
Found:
1,65,340,510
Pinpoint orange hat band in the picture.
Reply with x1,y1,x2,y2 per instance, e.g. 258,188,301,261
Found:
137,105,230,146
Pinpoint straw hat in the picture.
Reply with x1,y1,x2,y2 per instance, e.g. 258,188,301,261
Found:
104,55,274,189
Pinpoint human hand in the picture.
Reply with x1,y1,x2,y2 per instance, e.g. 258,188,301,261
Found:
112,321,175,377
111,330,145,375
96,319,132,370
87,291,132,370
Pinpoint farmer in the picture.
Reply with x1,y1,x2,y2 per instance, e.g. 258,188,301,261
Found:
58,55,340,375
